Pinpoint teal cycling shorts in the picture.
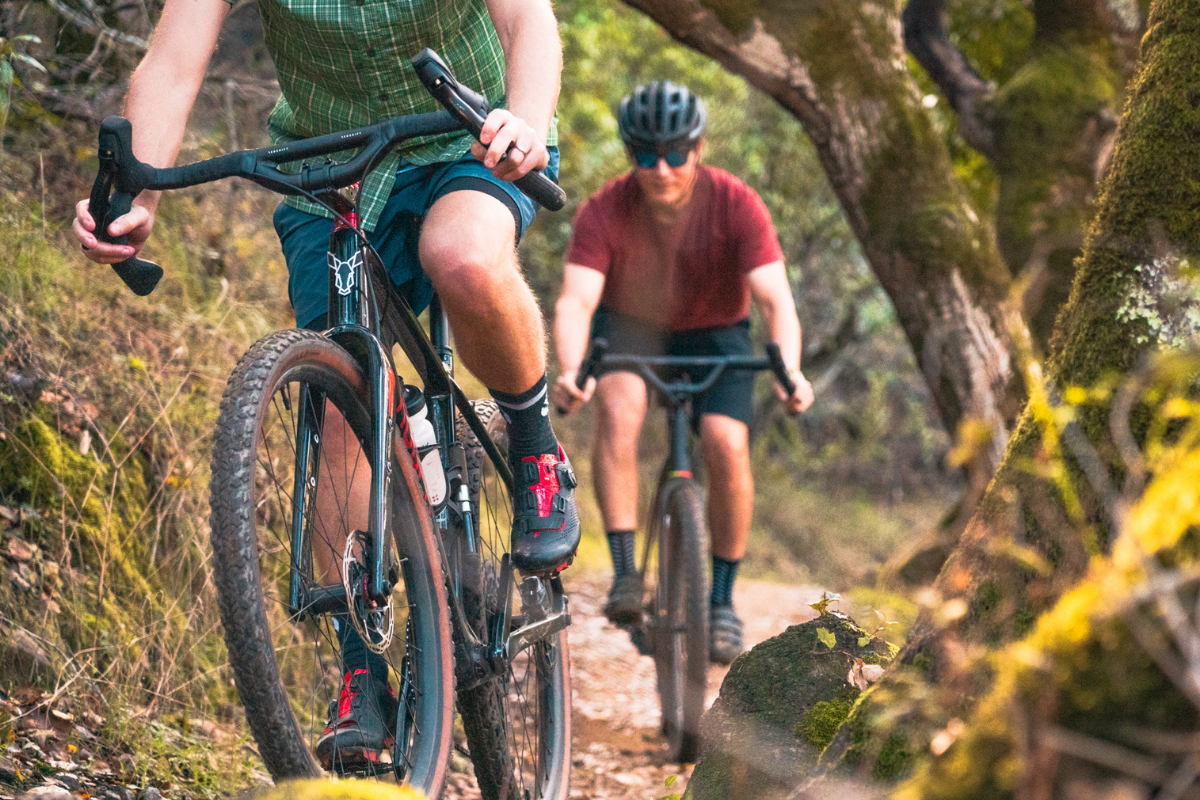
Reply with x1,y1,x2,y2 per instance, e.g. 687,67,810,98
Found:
275,148,560,330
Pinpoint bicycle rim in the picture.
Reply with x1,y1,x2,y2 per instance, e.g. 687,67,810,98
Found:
654,479,708,763
455,399,572,800
209,329,452,791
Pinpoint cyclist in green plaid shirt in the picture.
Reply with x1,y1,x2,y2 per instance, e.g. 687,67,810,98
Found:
73,0,580,770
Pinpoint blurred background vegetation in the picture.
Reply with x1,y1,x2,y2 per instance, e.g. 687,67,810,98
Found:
0,0,1052,792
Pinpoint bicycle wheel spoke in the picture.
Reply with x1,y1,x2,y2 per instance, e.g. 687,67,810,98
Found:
453,399,569,800
211,331,451,791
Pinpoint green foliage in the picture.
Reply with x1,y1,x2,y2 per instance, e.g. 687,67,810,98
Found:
0,174,289,794
809,591,842,616
0,34,46,145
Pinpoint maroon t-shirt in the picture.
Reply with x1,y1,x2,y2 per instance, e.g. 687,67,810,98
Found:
566,165,784,332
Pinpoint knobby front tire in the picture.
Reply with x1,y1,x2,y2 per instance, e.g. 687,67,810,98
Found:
208,329,453,793
454,400,572,800
653,478,709,764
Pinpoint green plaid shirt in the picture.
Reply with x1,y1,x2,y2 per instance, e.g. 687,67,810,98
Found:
250,0,557,231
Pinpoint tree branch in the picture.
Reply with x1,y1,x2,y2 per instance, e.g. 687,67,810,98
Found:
42,0,149,51
901,0,995,158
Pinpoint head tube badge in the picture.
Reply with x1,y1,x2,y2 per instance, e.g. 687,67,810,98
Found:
328,250,363,296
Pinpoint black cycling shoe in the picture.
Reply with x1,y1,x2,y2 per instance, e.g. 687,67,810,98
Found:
510,446,581,574
709,605,744,665
315,669,397,771
604,572,644,625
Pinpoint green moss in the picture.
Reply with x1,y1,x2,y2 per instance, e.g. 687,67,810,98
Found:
0,414,153,596
689,616,898,799
798,692,856,749
993,44,1118,253
874,732,912,781
975,580,1001,614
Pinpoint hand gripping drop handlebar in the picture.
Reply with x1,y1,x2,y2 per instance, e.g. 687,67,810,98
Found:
89,49,565,296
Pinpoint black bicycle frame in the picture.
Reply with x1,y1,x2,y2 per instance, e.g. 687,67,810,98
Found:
88,46,568,666
575,339,795,479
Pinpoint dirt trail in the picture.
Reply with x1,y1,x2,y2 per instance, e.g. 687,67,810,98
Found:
445,573,823,799
560,573,822,799
2,575,820,800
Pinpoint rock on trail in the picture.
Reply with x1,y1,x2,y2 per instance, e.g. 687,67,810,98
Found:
445,574,824,799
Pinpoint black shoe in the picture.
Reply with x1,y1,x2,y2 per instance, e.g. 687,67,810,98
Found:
510,446,581,574
604,572,644,625
315,669,397,771
709,605,744,665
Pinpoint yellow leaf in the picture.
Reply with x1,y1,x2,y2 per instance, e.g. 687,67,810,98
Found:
816,627,836,649
1063,386,1087,405
808,591,842,616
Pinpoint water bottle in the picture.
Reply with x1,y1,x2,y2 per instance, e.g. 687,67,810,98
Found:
402,385,447,506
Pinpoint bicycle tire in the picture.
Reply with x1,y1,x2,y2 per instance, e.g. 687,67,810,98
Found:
209,328,454,792
653,477,708,763
454,399,572,800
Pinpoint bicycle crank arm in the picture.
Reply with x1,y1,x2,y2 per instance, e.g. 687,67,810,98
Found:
505,610,571,660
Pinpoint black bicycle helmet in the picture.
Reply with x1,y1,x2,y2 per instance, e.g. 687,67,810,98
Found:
617,81,707,150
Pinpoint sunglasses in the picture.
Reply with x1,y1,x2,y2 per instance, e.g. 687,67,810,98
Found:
632,146,693,169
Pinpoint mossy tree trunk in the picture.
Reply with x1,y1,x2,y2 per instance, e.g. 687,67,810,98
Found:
906,0,1141,349
618,0,1024,472
823,0,1200,786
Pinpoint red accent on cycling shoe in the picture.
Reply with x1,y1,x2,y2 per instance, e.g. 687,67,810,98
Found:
522,453,563,527
335,669,369,723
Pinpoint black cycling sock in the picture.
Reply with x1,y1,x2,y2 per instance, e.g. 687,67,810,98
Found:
711,555,740,607
606,529,637,578
334,613,389,683
490,375,557,464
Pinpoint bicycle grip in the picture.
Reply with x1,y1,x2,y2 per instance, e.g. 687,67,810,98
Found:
576,338,608,390
411,48,565,212
92,190,163,296
514,170,566,212
766,342,797,398
90,117,163,296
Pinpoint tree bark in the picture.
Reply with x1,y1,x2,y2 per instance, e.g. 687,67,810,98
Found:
835,0,1200,785
619,0,1023,472
906,0,1140,349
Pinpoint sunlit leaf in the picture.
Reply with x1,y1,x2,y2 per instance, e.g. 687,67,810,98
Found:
816,627,836,649
12,54,46,73
665,775,678,787
809,591,842,616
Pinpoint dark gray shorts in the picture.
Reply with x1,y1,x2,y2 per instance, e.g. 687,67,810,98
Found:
590,307,754,429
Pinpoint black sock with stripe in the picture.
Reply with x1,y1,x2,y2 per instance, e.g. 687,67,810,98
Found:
490,374,558,465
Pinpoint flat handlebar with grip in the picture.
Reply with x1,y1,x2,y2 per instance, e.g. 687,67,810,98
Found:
411,49,566,212
551,338,607,416
91,117,164,296
575,338,608,390
765,342,797,398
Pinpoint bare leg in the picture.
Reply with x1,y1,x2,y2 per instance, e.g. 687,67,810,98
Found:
417,191,545,394
593,372,648,532
699,414,753,562
313,192,539,574
311,403,370,584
